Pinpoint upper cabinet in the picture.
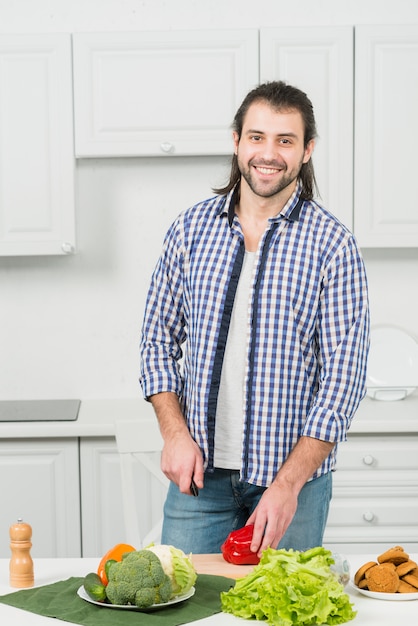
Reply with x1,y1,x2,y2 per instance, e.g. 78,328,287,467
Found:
354,25,418,247
72,30,259,157
2,27,415,256
260,26,353,232
0,34,76,256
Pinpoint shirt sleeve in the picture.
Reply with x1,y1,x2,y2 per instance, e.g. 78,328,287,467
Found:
139,218,186,400
301,235,370,443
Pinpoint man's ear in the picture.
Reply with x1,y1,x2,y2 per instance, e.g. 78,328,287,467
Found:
303,139,315,163
232,131,239,155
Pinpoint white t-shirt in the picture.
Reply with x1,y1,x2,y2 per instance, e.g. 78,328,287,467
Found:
214,251,256,468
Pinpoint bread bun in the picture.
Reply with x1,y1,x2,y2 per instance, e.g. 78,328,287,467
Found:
398,579,418,593
396,560,417,577
401,573,418,590
354,561,377,587
377,546,409,565
365,564,400,593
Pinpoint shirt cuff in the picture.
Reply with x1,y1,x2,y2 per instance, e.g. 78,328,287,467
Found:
301,406,352,443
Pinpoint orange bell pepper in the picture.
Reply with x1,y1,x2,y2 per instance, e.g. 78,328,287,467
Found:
97,542,136,585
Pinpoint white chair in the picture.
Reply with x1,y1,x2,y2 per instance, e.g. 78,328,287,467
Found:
115,417,169,548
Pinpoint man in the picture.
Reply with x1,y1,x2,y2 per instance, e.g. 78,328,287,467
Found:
140,81,369,556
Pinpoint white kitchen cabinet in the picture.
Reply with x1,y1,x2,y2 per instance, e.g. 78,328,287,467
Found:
0,438,81,558
324,434,418,553
260,26,354,230
354,25,418,247
0,34,76,256
72,30,259,157
80,438,166,557
79,438,124,557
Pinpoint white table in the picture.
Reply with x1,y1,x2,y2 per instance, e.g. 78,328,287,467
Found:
0,555,417,625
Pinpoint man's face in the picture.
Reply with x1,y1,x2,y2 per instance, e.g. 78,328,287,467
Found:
233,101,314,200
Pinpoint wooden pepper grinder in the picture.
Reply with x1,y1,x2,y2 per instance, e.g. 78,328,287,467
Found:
9,518,34,588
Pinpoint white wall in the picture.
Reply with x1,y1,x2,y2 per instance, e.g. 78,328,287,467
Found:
1,0,418,400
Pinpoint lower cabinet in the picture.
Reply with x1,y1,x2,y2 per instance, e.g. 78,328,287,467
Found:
0,438,81,558
79,438,166,557
324,434,418,554
79,438,125,557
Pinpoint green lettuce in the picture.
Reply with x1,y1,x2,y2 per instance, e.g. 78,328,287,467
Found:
221,546,356,625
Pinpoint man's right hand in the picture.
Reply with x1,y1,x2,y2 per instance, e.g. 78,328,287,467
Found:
150,391,204,495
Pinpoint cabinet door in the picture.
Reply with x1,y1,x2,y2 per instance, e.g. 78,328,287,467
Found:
73,30,259,157
0,34,76,256
80,438,166,557
260,27,353,229
354,25,418,247
79,438,123,557
0,438,81,557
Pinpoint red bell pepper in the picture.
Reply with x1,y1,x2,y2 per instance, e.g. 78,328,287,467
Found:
221,524,261,565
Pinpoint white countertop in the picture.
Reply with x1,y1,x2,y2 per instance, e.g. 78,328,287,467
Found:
0,555,417,625
0,398,154,438
0,393,417,439
351,392,418,433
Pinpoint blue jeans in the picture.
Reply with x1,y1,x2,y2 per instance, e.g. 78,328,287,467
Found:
161,469,332,553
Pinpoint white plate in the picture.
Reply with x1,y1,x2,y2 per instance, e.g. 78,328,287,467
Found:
77,585,195,611
349,582,418,601
366,326,418,400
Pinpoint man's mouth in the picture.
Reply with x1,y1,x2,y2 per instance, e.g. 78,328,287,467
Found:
254,166,280,175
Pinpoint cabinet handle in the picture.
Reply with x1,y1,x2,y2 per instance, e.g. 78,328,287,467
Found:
363,511,375,522
160,142,174,154
362,454,374,466
61,242,75,254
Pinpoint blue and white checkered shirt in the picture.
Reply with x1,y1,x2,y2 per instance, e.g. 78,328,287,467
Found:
140,182,370,487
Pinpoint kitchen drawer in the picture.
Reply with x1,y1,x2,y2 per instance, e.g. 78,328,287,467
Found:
325,472,418,545
336,436,418,471
325,492,418,543
332,469,418,489
328,491,418,525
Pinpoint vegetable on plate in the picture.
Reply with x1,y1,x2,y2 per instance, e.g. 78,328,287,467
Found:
221,546,357,625
97,542,136,585
145,544,197,597
83,572,107,602
106,549,172,608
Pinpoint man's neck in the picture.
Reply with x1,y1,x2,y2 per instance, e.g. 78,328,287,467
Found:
235,179,298,252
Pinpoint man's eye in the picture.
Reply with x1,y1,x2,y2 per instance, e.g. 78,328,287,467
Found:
251,135,262,141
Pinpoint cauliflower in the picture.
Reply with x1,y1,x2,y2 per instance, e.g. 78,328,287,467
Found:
105,550,172,608
146,544,197,598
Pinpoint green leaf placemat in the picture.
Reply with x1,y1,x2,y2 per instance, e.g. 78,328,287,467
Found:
0,574,235,626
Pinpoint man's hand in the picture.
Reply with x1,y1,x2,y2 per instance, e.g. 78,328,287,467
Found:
150,391,204,495
161,427,204,494
247,436,335,555
246,480,298,555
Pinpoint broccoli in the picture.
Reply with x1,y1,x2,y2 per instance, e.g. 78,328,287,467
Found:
105,549,173,608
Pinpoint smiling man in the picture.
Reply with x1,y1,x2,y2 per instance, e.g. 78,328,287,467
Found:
140,81,370,556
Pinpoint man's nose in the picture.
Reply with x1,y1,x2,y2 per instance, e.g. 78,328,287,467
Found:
260,140,277,161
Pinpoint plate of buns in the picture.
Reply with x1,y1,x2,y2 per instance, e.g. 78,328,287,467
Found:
352,546,418,600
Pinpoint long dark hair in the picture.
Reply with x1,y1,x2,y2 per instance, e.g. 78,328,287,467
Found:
213,81,319,200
